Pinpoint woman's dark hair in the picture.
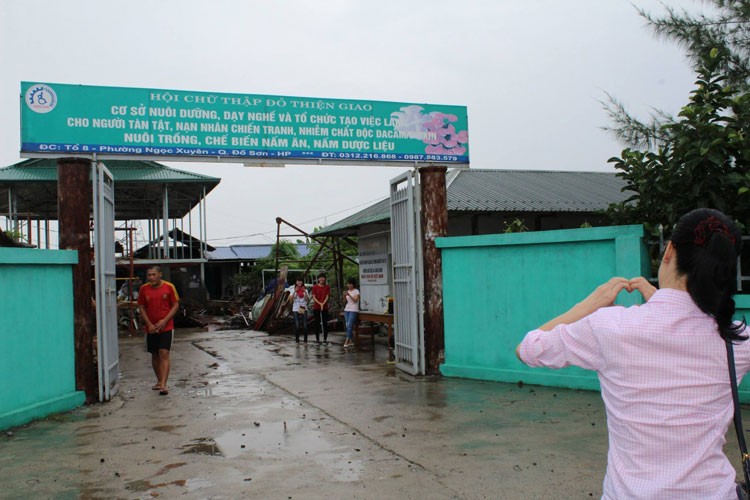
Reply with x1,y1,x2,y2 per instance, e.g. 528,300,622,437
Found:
670,208,745,341
347,278,357,287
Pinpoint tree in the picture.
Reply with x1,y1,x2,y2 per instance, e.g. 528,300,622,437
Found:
608,51,750,231
257,241,301,280
644,1,750,90
302,227,359,282
603,1,750,149
605,2,750,231
231,241,303,298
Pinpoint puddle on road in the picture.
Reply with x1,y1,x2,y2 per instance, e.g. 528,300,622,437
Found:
196,347,224,360
214,419,362,481
125,463,213,494
268,346,292,357
152,424,186,433
267,338,399,369
155,462,187,476
183,387,215,398
77,485,116,499
122,477,214,498
186,477,214,491
74,424,100,432
125,478,187,492
181,438,223,456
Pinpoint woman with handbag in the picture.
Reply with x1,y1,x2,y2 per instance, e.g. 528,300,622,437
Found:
517,208,750,499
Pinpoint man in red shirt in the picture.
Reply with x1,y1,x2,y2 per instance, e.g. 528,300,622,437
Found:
137,266,180,395
311,273,331,345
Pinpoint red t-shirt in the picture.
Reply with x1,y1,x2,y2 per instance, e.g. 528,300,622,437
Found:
311,284,331,311
137,281,180,331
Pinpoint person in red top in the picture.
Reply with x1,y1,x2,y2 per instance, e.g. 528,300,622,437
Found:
311,273,331,345
137,266,180,395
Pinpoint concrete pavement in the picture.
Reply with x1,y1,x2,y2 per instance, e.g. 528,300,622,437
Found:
1,328,744,499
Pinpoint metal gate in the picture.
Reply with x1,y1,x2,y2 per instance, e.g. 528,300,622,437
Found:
389,170,424,375
93,162,119,401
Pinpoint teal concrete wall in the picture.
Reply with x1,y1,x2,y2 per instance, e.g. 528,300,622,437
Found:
0,248,85,430
437,225,750,401
437,225,648,391
735,296,750,401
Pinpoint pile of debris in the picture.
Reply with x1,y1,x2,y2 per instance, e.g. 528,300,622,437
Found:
178,267,347,335
177,284,292,333
249,267,293,334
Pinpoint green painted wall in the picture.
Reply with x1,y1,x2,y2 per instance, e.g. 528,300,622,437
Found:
735,296,750,401
437,225,750,402
0,248,85,430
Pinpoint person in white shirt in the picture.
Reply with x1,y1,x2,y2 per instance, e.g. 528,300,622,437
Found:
342,278,360,348
287,279,310,344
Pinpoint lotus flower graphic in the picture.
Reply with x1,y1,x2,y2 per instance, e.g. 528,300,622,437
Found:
391,105,468,155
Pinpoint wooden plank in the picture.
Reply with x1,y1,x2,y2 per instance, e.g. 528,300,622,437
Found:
253,294,277,330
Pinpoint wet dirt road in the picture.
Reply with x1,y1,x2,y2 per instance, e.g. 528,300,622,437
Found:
3,328,742,499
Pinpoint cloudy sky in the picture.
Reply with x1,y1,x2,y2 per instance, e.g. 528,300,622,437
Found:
0,0,699,246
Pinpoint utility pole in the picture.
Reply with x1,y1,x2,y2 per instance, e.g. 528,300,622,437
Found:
419,165,448,376
57,158,97,403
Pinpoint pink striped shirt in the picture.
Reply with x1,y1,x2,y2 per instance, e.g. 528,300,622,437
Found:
519,288,750,499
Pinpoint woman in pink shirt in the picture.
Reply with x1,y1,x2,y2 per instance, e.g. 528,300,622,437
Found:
518,209,749,499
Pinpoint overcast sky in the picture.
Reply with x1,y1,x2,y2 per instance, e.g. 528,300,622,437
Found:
0,0,699,246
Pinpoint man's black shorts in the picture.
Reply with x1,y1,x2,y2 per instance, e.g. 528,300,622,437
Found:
146,330,174,353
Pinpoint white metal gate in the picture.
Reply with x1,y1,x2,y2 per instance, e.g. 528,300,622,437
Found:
389,170,424,375
93,162,119,401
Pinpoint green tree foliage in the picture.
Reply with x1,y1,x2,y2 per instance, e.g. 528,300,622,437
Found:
605,2,750,231
603,1,750,149
231,241,303,297
644,1,750,90
0,228,25,247
303,227,359,281
608,51,750,231
502,218,529,233
230,235,360,304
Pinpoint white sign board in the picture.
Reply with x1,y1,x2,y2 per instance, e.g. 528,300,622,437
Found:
359,253,388,285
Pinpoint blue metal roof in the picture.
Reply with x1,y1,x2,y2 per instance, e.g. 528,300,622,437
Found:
207,243,311,261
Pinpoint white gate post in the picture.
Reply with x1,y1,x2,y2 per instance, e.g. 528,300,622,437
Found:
389,170,424,375
93,162,119,401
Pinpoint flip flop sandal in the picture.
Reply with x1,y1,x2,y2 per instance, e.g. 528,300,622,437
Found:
152,384,161,390
159,388,169,396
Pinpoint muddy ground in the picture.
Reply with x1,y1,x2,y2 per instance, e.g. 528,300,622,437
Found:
1,328,746,499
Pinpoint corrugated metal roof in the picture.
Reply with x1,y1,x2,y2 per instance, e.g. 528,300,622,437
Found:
206,247,242,260
316,197,391,235
0,158,220,220
318,169,629,235
447,169,628,212
207,244,311,261
0,158,220,183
